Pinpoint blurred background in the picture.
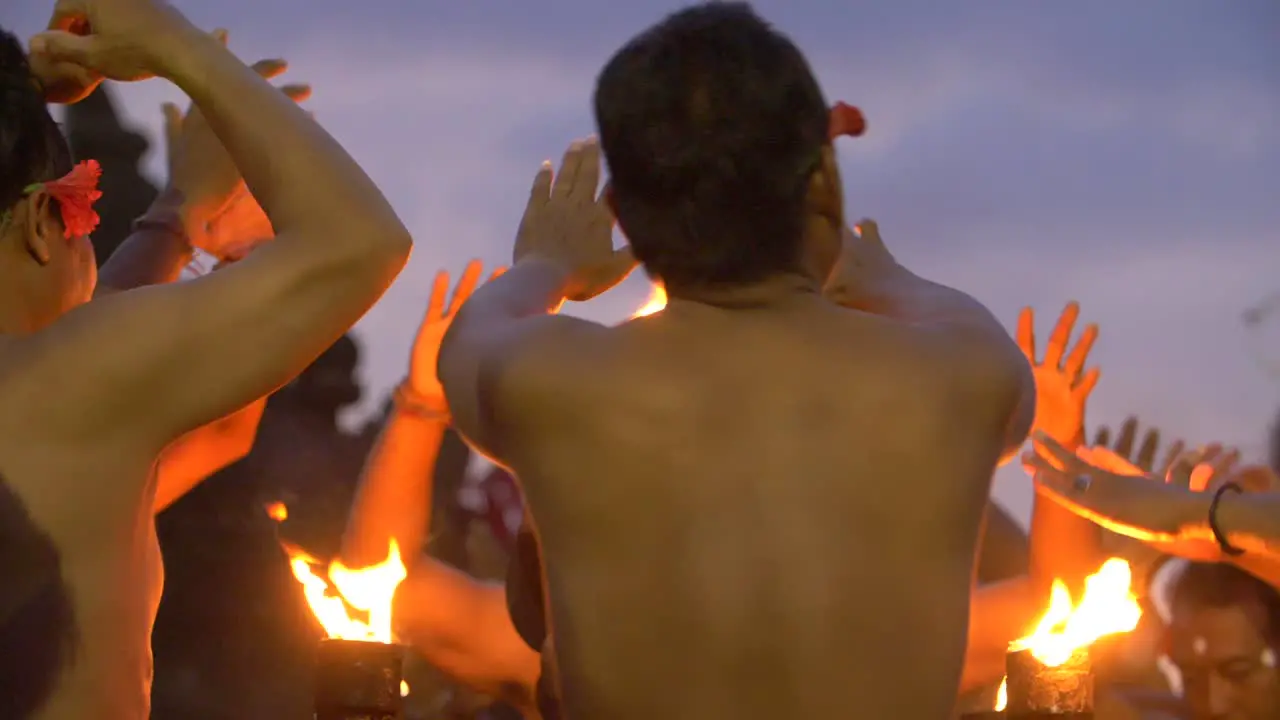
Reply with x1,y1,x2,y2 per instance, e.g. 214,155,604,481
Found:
2,0,1278,717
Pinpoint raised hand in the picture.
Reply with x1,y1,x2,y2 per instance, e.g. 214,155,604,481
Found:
29,0,201,84
408,260,505,400
1092,416,1185,477
1016,302,1100,446
514,137,636,301
822,219,903,308
161,34,310,260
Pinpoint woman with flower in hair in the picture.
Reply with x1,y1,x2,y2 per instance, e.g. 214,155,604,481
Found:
0,0,412,716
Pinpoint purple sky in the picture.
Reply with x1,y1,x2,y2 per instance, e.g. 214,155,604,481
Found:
3,0,1278,525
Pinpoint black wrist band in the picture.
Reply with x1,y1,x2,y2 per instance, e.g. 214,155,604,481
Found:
1209,481,1246,557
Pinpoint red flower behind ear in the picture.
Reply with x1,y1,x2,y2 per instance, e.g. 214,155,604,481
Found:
40,160,103,238
829,102,866,140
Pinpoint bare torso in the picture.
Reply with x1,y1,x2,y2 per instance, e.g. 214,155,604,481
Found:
505,298,1014,720
0,364,163,720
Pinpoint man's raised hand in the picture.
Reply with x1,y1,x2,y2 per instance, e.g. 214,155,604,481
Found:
822,219,903,308
1016,302,1100,447
162,32,311,260
513,137,636,302
408,260,504,401
30,0,201,83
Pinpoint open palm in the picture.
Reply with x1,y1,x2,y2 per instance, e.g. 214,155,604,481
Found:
408,260,504,399
1016,302,1100,446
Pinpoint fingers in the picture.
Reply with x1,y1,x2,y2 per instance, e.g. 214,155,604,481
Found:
48,0,88,33
1093,425,1111,448
1043,301,1080,369
552,140,584,199
1075,367,1101,401
489,266,508,282
211,28,229,46
250,58,288,79
1167,451,1196,489
29,30,95,67
1156,439,1186,479
447,260,486,315
162,102,183,153
1062,321,1098,383
855,219,883,247
1136,429,1160,472
1021,449,1062,477
528,161,553,206
1115,416,1138,459
425,270,451,322
1016,307,1036,363
278,84,311,102
575,137,602,203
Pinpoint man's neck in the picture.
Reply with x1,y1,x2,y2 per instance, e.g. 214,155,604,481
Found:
666,273,822,310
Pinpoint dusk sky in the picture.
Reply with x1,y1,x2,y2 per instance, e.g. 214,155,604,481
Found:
3,0,1277,525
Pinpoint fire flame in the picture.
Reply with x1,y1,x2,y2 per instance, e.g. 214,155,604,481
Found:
266,503,408,644
632,283,667,317
994,558,1142,711
288,541,407,643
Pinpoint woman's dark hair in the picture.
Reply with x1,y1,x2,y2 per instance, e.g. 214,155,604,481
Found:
0,27,72,218
593,2,830,290
1172,562,1280,646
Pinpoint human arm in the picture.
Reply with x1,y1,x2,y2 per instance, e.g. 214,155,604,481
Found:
392,559,541,710
1015,303,1105,591
1027,433,1280,586
342,261,494,567
439,139,634,460
153,396,265,513
824,220,1035,460
95,52,309,295
25,6,411,471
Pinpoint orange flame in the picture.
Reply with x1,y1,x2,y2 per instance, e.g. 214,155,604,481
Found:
994,558,1142,711
632,283,667,317
267,503,408,645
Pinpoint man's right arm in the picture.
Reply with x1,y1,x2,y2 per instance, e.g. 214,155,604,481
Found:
19,30,410,460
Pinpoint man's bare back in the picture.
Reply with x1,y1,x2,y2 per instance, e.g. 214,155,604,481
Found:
440,7,1031,719
498,297,1016,720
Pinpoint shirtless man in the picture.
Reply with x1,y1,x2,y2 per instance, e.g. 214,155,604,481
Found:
437,4,1034,718
0,0,411,716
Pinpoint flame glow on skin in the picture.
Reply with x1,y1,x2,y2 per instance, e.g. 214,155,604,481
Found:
632,284,666,317
269,503,411,697
994,558,1142,711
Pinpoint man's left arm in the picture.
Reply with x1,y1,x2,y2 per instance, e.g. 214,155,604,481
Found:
153,397,266,513
438,258,599,463
94,191,194,295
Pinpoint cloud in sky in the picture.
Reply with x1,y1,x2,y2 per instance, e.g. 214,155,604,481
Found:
3,0,1277,524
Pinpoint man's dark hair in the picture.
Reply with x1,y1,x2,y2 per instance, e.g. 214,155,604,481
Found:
593,2,830,290
0,27,72,218
1171,562,1280,646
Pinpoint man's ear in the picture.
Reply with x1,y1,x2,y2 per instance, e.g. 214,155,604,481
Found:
21,192,57,266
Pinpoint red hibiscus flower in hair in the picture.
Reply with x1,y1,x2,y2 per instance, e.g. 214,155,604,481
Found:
36,160,104,238
829,102,866,140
